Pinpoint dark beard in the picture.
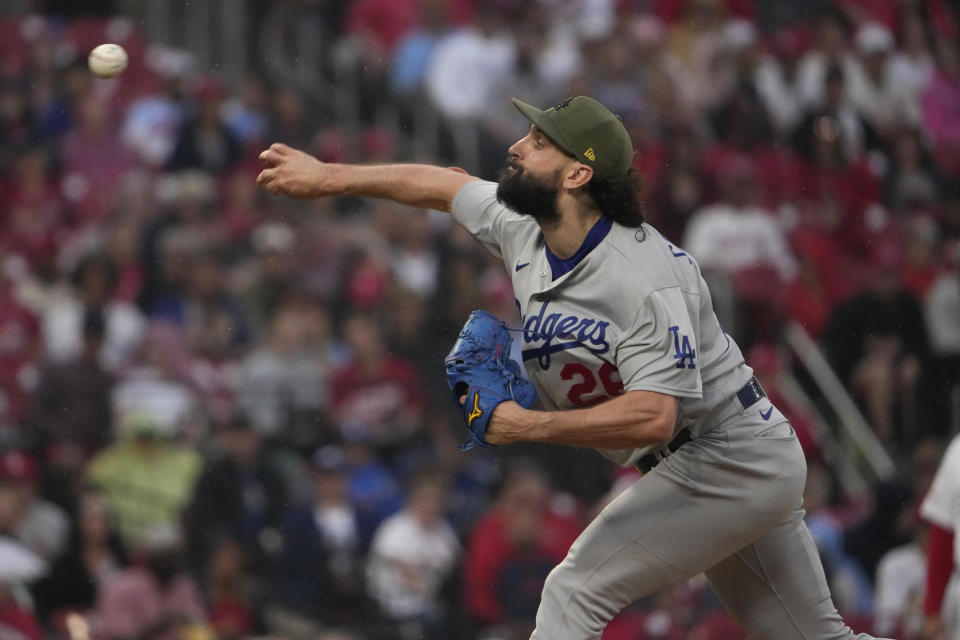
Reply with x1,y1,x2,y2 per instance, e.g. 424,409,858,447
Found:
496,163,561,225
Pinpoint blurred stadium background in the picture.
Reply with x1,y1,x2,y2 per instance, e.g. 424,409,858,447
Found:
0,0,958,639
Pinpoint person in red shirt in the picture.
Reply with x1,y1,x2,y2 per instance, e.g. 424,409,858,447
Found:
463,462,583,636
0,582,43,640
331,312,424,451
345,0,420,59
0,282,39,430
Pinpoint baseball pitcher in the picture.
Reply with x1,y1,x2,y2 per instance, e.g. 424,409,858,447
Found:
257,96,891,640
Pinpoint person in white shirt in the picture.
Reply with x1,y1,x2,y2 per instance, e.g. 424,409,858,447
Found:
796,8,858,110
925,254,960,359
846,23,917,136
888,13,935,128
424,8,515,122
683,156,797,283
873,523,927,637
42,253,145,373
365,470,460,638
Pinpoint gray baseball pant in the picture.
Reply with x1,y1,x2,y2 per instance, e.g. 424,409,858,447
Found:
529,400,892,640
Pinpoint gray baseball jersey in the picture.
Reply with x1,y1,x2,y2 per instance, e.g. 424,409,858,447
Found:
452,180,752,466
451,180,889,640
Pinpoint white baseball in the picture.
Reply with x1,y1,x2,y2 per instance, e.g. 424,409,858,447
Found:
88,43,128,79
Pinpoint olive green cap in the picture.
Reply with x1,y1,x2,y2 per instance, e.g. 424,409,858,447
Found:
511,96,634,180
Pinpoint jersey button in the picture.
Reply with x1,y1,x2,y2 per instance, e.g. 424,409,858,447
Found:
539,271,547,277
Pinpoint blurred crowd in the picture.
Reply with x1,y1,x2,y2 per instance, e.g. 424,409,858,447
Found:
0,0,959,639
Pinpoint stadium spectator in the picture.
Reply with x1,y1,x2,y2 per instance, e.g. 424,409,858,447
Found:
60,92,137,225
339,433,403,550
462,462,582,633
683,155,796,282
923,245,960,436
0,278,40,432
187,413,287,577
94,525,207,640
239,298,334,447
365,469,459,640
388,209,441,299
345,0,420,60
664,0,726,116
0,449,69,564
203,537,261,640
644,126,708,244
883,129,943,216
106,215,147,304
900,214,943,299
86,412,201,549
220,169,267,247
803,463,874,618
0,148,63,279
872,509,926,638
0,578,43,640
921,37,960,180
279,445,364,624
151,250,250,352
31,488,127,626
683,155,796,343
166,78,241,174
41,253,145,373
121,68,188,166
390,0,452,97
796,7,856,110
266,86,316,150
889,10,936,127
846,22,916,136
785,231,847,339
331,312,424,452
753,27,807,138
111,322,200,442
845,439,943,585
822,246,929,444
30,307,113,454
424,3,515,122
220,75,269,150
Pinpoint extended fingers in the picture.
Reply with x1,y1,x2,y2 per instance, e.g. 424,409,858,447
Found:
256,168,277,192
259,149,281,166
258,143,293,165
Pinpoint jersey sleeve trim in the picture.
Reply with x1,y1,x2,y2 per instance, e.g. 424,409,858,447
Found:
621,383,705,399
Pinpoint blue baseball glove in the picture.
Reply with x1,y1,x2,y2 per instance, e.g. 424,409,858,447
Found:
444,310,537,450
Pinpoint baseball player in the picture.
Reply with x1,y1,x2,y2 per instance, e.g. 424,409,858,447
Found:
257,96,890,640
921,433,960,640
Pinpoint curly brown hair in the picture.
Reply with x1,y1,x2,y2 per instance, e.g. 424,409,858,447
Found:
584,168,645,228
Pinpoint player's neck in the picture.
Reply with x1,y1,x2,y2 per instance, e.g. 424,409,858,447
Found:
540,199,603,259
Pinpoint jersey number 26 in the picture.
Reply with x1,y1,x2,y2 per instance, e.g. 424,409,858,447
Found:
562,361,625,407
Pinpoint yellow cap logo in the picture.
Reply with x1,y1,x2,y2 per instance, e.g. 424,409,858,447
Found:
467,392,484,426
583,148,596,162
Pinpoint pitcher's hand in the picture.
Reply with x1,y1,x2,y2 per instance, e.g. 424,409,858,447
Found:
257,143,330,199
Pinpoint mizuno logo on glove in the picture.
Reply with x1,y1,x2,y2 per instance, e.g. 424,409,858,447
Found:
467,393,484,426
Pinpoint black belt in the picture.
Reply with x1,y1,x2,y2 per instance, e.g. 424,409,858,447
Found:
636,427,691,474
636,377,766,474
